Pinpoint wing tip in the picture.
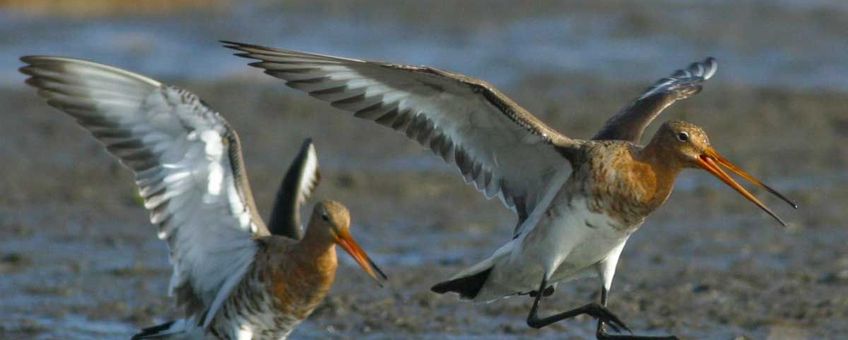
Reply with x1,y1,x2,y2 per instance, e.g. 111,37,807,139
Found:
687,56,718,80
20,55,64,65
20,55,39,64
220,39,249,50
301,137,316,155
298,137,318,166
18,55,163,88
300,137,319,182
19,56,63,79
702,56,718,79
220,40,279,55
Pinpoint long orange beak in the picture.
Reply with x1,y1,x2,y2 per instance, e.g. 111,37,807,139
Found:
335,230,388,286
696,148,797,227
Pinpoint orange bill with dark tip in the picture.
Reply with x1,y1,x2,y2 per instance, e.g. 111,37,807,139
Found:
705,149,798,209
697,148,792,227
335,231,388,286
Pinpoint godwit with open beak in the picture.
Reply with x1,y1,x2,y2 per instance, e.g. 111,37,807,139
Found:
224,42,797,338
20,56,387,339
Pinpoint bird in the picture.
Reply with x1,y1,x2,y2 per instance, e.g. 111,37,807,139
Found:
223,41,797,339
20,56,387,339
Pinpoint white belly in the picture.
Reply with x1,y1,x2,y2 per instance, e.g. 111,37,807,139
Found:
479,199,632,300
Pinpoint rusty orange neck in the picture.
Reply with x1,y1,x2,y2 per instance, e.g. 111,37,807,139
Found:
629,142,685,211
266,235,338,320
299,221,340,257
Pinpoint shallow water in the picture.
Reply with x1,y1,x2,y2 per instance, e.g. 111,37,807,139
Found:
2,0,848,91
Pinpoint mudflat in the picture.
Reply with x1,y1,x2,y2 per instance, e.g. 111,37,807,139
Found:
1,1,847,338
1,79,845,338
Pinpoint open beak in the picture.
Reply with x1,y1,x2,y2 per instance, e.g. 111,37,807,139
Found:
335,230,388,286
696,148,797,227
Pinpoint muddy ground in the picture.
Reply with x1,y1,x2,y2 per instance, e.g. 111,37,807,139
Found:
1,1,848,339
1,78,846,339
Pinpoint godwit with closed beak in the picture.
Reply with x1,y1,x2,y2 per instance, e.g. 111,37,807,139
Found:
20,56,387,339
223,42,796,339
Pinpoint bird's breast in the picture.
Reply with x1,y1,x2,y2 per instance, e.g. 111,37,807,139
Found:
570,144,676,229
268,247,338,321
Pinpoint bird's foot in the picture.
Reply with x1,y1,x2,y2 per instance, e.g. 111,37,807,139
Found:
584,303,631,334
527,302,630,332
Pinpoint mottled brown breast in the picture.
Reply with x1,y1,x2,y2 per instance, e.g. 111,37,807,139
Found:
261,237,338,321
571,141,679,228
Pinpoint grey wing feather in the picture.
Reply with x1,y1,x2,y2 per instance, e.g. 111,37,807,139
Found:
268,138,320,239
223,41,577,225
592,57,717,143
20,56,266,327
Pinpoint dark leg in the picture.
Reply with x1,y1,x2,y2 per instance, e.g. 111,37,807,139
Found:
595,287,678,340
529,285,555,298
526,274,630,332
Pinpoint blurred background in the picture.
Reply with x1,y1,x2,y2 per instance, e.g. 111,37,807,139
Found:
1,1,846,338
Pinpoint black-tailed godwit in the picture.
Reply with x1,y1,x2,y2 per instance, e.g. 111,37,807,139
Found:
223,42,796,339
21,56,387,339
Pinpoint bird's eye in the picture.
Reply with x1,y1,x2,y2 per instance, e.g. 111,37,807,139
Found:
676,132,689,142
321,211,329,222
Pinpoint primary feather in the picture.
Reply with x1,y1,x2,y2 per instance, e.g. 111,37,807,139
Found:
21,56,266,327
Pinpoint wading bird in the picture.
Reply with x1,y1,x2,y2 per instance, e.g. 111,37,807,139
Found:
21,56,387,339
223,42,796,339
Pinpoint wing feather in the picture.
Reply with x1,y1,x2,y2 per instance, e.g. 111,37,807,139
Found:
223,41,577,224
593,57,717,143
21,56,266,326
267,138,320,239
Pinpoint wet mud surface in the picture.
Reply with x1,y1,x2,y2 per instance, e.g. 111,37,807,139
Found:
1,80,846,339
2,1,848,338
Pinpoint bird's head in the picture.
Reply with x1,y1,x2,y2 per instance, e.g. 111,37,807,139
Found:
310,200,387,285
648,120,797,226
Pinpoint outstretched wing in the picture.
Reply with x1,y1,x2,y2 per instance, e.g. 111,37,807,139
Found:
593,57,717,143
268,138,320,240
21,56,266,325
223,41,577,224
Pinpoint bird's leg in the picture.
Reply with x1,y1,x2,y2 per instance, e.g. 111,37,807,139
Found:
526,274,629,332
595,287,678,340
529,285,555,298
